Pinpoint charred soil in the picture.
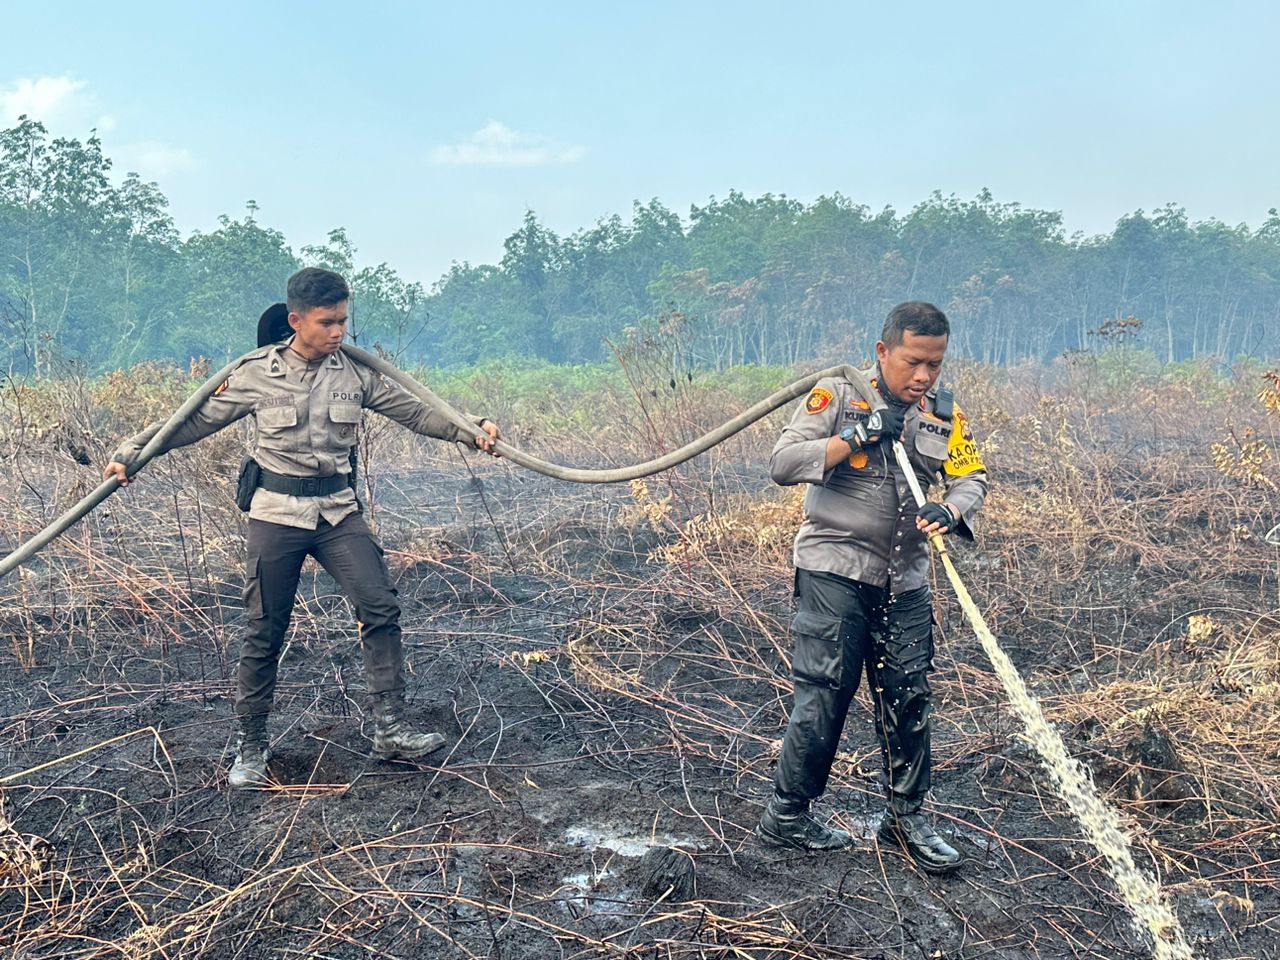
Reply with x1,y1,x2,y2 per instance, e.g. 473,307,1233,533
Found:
3,390,1279,958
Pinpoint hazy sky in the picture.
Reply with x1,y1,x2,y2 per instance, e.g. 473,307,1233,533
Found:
4,1,1276,284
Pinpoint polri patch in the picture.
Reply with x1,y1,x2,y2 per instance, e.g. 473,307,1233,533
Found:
805,387,834,415
918,415,950,439
330,390,362,403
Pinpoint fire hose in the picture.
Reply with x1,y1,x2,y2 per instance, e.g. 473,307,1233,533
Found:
0,347,869,579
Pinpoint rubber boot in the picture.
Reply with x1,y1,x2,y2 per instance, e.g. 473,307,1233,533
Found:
228,717,271,790
371,695,446,760
756,794,854,851
877,809,961,874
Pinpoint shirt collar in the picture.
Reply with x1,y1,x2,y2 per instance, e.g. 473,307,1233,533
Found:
267,337,345,376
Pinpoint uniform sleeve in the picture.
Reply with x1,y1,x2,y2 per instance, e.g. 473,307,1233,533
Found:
940,403,989,541
111,368,256,467
355,364,485,443
769,379,841,486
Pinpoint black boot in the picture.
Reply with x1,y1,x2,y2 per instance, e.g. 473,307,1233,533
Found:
370,694,446,760
756,795,854,851
228,716,271,790
877,809,961,874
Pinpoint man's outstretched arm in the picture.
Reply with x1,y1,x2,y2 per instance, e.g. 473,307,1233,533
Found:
103,369,256,483
356,363,501,456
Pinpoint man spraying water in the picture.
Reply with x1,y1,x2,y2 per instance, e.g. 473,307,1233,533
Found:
758,301,987,873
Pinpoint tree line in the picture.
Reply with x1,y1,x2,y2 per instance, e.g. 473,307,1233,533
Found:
3,116,1278,375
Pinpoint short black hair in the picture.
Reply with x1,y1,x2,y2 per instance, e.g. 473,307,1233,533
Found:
287,267,350,314
881,301,949,347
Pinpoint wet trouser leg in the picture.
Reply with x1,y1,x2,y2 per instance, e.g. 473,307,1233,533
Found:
311,513,405,699
865,584,935,814
237,520,312,720
774,569,879,806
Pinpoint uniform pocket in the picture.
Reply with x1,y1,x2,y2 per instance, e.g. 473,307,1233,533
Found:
242,554,263,619
790,609,844,688
257,405,298,428
329,403,361,424
914,417,950,464
329,402,361,442
885,586,935,674
255,403,298,453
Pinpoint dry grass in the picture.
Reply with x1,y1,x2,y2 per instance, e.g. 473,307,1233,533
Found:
0,350,1278,958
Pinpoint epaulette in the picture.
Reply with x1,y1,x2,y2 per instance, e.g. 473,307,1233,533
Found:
211,345,276,396
932,385,955,421
236,344,276,366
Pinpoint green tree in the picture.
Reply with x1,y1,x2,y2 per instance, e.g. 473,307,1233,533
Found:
177,203,299,359
352,261,425,357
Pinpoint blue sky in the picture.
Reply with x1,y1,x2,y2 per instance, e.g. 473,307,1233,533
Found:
4,1,1276,284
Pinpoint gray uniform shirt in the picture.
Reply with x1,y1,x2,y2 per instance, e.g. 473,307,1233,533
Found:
769,365,988,593
113,339,484,530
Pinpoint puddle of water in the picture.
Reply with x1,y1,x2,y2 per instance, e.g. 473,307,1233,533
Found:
843,814,882,839
562,824,696,857
562,867,614,890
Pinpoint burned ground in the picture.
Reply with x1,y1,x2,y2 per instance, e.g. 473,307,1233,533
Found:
2,362,1278,959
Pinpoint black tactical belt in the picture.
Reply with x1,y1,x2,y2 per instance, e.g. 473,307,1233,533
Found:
257,468,349,497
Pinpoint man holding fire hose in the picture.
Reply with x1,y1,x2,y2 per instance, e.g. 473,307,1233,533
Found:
758,301,988,874
104,268,501,789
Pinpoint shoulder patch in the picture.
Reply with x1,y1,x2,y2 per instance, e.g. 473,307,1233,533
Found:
943,408,986,476
805,387,834,415
213,378,230,396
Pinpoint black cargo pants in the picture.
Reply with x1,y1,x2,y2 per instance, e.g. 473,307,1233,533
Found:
237,513,404,719
774,569,935,815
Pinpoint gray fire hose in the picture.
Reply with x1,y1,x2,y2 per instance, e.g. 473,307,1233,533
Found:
343,346,882,483
0,354,245,581
0,346,880,580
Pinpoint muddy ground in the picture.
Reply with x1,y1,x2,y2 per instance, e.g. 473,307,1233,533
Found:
1,451,1276,959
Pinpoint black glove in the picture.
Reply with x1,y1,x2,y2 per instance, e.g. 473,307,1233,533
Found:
865,406,906,445
916,502,955,531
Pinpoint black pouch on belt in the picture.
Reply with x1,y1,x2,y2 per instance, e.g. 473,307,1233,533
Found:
235,457,262,512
